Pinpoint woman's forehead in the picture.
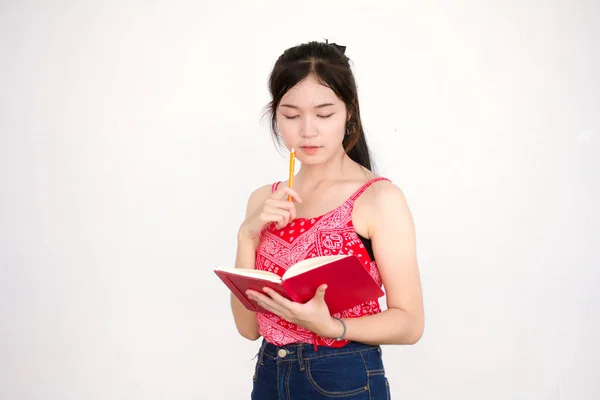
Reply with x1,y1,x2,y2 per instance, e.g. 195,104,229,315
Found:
280,77,341,109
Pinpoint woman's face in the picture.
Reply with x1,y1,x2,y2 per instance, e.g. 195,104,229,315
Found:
276,74,348,165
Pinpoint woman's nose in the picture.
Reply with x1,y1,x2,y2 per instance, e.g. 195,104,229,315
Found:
300,117,318,137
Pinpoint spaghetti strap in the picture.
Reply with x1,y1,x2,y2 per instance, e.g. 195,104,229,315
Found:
272,177,388,200
349,177,390,201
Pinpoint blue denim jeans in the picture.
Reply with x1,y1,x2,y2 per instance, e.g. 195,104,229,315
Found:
251,338,392,399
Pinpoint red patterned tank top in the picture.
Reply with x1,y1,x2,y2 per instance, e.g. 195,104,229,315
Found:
255,177,389,349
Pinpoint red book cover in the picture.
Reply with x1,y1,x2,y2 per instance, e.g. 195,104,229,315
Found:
281,255,384,314
213,269,291,313
214,255,384,314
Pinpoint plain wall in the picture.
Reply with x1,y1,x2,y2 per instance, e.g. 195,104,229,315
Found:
1,1,598,399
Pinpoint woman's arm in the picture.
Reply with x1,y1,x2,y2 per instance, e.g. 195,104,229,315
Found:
230,185,271,341
339,181,424,345
230,235,261,340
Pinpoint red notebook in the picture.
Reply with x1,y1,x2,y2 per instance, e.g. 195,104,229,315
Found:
214,254,384,314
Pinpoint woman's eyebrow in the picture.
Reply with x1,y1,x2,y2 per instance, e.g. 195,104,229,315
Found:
280,103,335,109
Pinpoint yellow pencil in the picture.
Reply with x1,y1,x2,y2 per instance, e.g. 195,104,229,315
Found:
288,148,295,201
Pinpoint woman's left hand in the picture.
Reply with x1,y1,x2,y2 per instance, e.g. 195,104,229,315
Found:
246,285,341,338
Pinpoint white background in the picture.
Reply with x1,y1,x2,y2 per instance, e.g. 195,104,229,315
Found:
1,1,599,399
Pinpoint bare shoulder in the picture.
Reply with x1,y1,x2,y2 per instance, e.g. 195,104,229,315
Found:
371,180,414,235
374,180,412,221
359,178,409,209
373,179,409,208
354,178,414,237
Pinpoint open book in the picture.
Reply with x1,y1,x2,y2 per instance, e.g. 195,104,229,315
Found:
214,254,384,314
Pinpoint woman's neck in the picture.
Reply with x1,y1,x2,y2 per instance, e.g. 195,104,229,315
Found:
295,151,361,188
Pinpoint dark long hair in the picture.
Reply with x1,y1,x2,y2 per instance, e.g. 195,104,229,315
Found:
265,41,374,171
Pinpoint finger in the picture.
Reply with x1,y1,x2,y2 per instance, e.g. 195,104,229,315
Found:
282,187,303,203
259,210,289,226
270,185,287,199
313,284,327,301
248,290,288,315
264,206,291,220
257,300,280,316
265,200,297,222
272,186,302,203
274,213,288,230
265,208,290,229
262,287,297,309
267,201,297,221
267,199,297,211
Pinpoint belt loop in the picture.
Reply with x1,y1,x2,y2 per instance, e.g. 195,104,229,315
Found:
258,339,267,365
297,344,305,371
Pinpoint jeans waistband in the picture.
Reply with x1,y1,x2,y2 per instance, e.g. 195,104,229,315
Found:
257,338,381,364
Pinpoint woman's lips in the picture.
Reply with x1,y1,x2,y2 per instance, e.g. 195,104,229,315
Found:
300,146,320,155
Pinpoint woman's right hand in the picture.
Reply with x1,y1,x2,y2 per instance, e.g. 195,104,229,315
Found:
239,186,303,240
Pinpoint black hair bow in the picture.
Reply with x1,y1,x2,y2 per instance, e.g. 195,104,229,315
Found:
325,39,346,54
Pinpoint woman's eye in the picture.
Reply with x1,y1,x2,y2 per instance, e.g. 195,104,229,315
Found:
318,113,334,119
284,115,299,120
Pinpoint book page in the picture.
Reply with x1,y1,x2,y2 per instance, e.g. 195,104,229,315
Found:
214,268,282,283
282,255,349,279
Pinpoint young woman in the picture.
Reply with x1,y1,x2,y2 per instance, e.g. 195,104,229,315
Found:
230,41,424,399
